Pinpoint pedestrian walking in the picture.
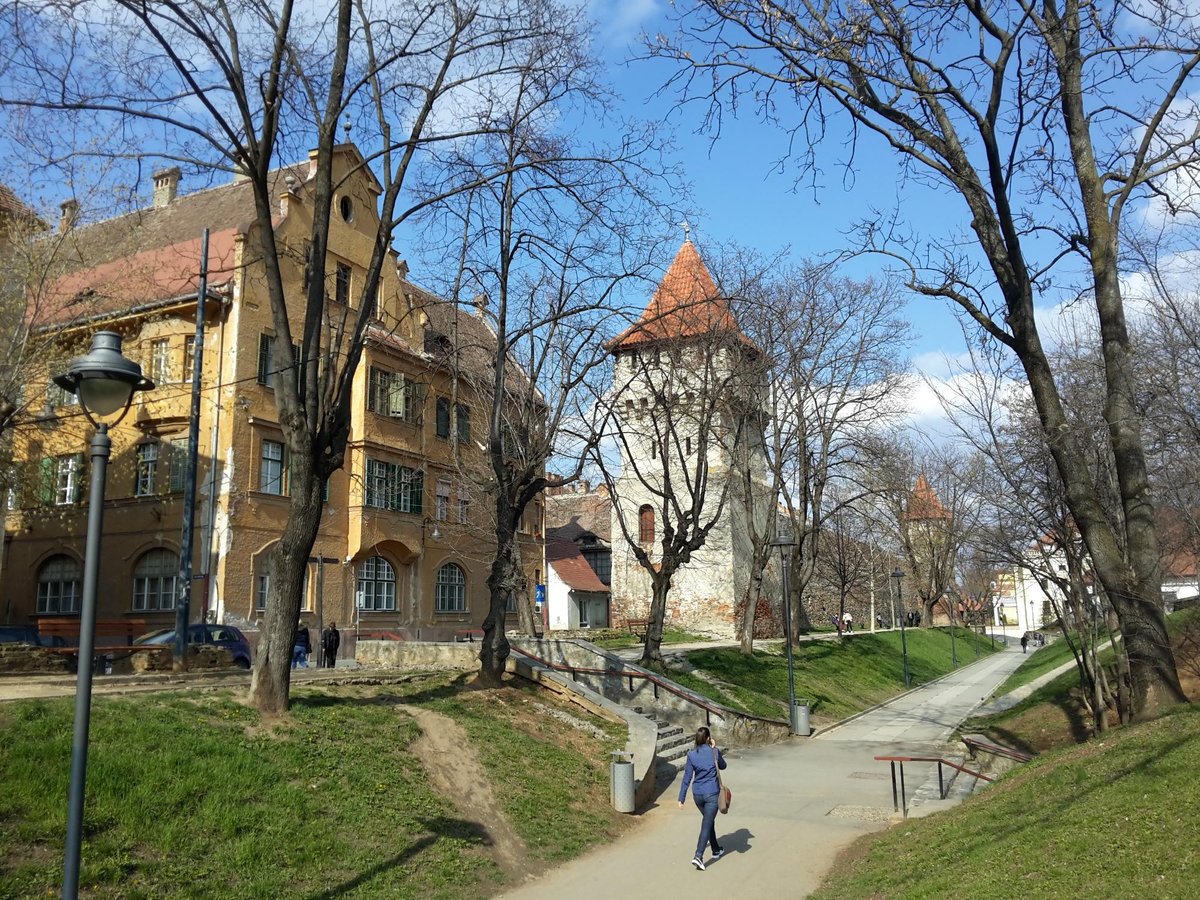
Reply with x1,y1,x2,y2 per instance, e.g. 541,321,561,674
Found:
876,614,884,630
292,620,311,669
843,611,853,633
677,726,727,871
1020,633,1028,654
832,614,842,635
322,621,341,668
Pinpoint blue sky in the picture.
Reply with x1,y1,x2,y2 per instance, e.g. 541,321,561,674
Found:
588,1,972,370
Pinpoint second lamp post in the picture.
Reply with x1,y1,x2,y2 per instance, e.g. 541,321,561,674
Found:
892,567,910,689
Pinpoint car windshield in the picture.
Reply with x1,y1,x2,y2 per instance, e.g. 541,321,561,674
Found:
133,629,174,645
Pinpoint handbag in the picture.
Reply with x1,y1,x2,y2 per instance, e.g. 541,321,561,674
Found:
711,745,732,814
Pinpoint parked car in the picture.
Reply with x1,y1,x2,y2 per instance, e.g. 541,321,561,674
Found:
0,625,67,647
133,624,252,669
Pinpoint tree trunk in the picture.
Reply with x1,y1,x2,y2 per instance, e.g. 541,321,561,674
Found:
248,469,324,714
480,516,519,685
640,573,672,669
740,544,769,654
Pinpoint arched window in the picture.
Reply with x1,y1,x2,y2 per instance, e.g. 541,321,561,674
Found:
435,563,466,613
37,555,81,614
638,505,655,543
358,556,396,611
133,548,179,611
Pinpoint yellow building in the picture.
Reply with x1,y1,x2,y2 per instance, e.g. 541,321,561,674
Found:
1,143,543,652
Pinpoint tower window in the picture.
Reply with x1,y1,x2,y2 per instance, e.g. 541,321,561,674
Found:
638,505,655,543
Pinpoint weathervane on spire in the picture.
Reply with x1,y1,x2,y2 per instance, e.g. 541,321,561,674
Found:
678,219,691,243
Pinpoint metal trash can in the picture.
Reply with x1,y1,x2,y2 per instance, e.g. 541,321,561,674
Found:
792,699,811,737
610,750,636,813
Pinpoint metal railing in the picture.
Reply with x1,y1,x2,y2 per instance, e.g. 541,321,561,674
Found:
510,645,787,729
874,753,994,818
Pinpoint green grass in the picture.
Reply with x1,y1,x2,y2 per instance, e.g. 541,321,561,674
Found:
814,703,1200,899
675,627,996,721
0,675,629,898
994,635,1081,696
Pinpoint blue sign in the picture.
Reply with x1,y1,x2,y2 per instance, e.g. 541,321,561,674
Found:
535,584,545,606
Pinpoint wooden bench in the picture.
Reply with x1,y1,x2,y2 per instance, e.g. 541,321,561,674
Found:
961,733,1034,763
624,619,649,642
454,629,484,643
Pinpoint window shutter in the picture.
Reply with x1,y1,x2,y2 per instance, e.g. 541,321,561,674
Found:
456,403,470,443
407,381,426,425
38,457,54,506
411,469,424,515
257,334,273,385
388,373,405,418
436,397,450,437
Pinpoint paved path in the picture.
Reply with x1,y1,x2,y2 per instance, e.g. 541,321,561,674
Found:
502,643,1030,900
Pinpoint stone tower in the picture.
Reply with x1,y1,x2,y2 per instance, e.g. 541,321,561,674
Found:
901,474,956,620
604,240,771,638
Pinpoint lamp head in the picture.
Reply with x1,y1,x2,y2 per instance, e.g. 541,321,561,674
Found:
892,567,904,581
53,331,153,424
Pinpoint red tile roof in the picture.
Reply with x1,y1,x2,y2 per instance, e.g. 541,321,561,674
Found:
903,474,950,521
546,540,609,592
606,241,751,351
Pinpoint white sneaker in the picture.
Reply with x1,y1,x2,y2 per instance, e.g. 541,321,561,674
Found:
710,848,725,861
691,857,706,871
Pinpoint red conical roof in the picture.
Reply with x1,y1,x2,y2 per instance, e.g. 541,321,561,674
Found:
606,241,750,352
903,474,950,521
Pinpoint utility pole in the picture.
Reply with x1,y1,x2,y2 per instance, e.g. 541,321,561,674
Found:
175,229,209,669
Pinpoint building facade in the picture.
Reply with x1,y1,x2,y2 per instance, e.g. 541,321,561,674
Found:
604,240,771,639
1,145,541,647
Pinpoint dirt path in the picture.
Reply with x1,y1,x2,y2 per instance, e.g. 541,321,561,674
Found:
405,705,529,877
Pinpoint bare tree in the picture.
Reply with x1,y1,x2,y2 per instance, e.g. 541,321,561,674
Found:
1,0,602,712
410,19,669,679
735,263,909,652
654,0,1191,716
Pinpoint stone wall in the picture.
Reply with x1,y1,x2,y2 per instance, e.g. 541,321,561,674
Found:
0,644,71,675
355,640,479,670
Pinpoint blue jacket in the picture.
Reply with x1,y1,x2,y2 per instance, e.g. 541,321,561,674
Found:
678,743,726,802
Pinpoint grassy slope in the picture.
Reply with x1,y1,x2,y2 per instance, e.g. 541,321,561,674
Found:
675,627,997,721
0,675,629,899
815,703,1200,899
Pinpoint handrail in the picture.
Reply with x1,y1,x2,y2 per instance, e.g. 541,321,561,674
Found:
509,644,788,729
874,753,994,818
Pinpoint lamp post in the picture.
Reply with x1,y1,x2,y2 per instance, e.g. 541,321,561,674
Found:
893,568,910,688
771,536,799,734
946,591,958,669
53,331,152,899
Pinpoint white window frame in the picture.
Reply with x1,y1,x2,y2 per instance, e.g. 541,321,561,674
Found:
260,440,286,495
135,442,159,497
357,556,396,611
54,455,81,506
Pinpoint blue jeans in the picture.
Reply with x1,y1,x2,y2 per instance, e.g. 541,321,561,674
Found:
292,644,308,668
692,792,722,859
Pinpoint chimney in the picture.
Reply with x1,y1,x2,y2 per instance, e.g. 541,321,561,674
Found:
58,199,79,233
152,167,181,208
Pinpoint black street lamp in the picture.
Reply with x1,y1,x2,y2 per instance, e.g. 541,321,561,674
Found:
53,331,152,899
892,567,910,688
945,590,958,669
771,536,799,734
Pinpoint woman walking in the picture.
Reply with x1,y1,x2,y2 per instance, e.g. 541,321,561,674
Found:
677,726,727,870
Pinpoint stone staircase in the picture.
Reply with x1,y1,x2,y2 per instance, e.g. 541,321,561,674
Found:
634,707,693,788
906,753,997,818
